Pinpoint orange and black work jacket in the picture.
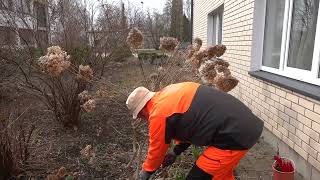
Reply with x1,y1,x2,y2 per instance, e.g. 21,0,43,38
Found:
142,82,264,172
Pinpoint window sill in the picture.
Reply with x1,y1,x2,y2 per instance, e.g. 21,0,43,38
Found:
248,70,320,101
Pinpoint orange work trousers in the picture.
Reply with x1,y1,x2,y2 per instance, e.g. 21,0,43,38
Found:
196,146,248,180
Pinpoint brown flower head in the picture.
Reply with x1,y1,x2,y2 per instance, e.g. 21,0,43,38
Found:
159,37,179,52
193,38,202,51
80,144,96,165
187,45,196,59
82,99,96,112
190,50,207,72
38,46,71,76
78,90,92,102
77,65,93,82
215,64,229,73
57,167,67,178
214,75,239,92
149,73,159,81
127,28,144,49
213,58,229,67
207,45,227,58
199,61,218,83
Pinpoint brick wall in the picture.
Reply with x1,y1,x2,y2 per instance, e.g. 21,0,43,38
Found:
193,0,320,172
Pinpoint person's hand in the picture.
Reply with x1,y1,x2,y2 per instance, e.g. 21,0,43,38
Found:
139,170,153,180
162,151,177,167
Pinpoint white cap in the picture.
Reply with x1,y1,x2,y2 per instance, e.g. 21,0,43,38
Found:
126,87,155,119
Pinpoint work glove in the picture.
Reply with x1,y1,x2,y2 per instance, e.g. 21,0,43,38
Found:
162,150,177,167
139,170,154,180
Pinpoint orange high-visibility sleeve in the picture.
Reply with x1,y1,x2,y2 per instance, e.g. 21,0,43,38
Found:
142,115,169,172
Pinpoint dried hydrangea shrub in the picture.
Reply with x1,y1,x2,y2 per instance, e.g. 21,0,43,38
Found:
38,46,71,76
77,65,93,82
159,37,179,52
126,28,144,49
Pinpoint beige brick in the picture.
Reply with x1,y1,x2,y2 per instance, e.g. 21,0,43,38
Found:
278,125,289,137
267,85,276,93
314,104,320,114
297,114,312,127
276,88,286,98
269,106,278,116
305,110,320,123
262,89,271,98
266,97,275,106
286,93,299,104
280,97,291,108
312,122,320,134
275,102,285,112
265,121,273,131
290,118,304,131
269,119,278,128
310,139,320,152
294,144,308,160
299,98,314,110
279,111,290,122
291,103,305,115
296,129,310,144
285,107,298,119
289,132,302,147
302,142,318,159
271,93,280,102
308,156,320,171
274,116,284,126
273,128,282,139
283,121,296,134
303,126,320,142
282,136,294,149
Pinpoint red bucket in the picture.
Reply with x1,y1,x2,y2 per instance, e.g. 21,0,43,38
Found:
272,158,295,180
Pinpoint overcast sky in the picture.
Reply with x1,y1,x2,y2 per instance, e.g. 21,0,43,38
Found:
87,0,166,13
130,0,166,12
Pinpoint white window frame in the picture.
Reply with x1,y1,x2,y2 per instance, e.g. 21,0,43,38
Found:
208,5,223,45
260,0,320,86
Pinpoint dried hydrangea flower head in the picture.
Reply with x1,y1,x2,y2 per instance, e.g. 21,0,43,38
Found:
80,144,96,165
127,28,144,49
187,44,196,59
213,58,229,67
206,45,227,58
78,90,92,103
199,61,217,84
57,167,67,178
159,37,179,52
190,50,207,72
149,73,159,81
77,65,93,82
193,37,202,51
214,75,239,92
82,99,96,112
38,46,71,76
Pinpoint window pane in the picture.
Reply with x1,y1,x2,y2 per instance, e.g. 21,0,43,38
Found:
212,15,217,44
287,0,319,70
263,0,286,69
218,12,223,44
